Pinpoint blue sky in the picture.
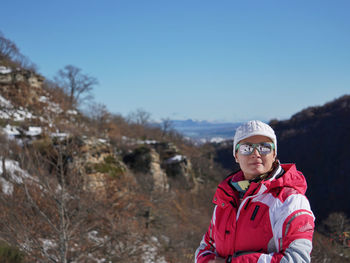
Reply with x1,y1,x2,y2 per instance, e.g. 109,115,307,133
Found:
2,0,350,122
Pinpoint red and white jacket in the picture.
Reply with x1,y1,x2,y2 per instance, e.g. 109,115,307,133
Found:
195,163,315,263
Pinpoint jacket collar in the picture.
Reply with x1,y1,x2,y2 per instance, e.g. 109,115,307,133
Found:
214,162,307,205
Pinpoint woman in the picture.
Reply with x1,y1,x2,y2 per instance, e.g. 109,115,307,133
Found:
195,120,315,263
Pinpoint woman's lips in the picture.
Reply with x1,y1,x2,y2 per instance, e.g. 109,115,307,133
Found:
250,162,262,165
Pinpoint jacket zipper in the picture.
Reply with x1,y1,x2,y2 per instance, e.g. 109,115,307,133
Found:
233,184,261,255
250,205,260,220
236,184,261,219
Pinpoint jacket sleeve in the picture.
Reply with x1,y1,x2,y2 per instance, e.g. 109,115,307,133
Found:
231,194,315,263
195,206,218,263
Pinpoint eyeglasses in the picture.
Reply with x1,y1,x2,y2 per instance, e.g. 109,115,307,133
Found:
235,142,275,156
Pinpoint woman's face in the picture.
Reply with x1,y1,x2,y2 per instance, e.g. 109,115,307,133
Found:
235,135,276,180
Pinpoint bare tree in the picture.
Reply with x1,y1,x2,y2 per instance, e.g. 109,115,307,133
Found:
0,136,148,262
127,108,151,125
0,139,99,262
321,212,350,247
87,102,110,128
0,32,20,63
54,65,98,107
161,118,173,137
0,31,37,70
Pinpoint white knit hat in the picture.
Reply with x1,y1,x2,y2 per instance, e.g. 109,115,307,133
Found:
233,120,277,156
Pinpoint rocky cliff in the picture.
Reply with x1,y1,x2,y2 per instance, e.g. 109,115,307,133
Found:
0,64,197,195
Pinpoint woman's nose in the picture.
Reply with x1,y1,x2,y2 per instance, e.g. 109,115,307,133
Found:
251,148,261,157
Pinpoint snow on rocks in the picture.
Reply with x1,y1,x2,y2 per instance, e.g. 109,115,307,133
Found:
0,177,13,195
50,132,69,139
40,239,58,260
25,126,42,136
39,95,63,114
13,107,34,121
0,158,31,195
0,94,12,108
0,66,12,74
39,95,79,116
38,96,49,103
3,124,20,139
136,139,158,145
121,136,159,146
3,125,43,139
142,236,167,263
164,154,185,164
0,96,36,121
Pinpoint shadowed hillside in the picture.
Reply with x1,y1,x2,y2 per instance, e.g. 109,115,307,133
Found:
213,95,350,223
270,95,350,223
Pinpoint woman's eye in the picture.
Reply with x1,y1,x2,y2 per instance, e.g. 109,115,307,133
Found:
242,145,252,152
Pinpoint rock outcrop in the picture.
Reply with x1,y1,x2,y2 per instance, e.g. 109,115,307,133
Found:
0,66,45,108
76,137,127,194
0,66,44,88
123,141,196,192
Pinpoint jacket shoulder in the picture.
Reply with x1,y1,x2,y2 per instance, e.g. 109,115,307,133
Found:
212,170,241,206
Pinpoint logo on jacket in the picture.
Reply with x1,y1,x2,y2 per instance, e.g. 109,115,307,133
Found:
298,222,313,233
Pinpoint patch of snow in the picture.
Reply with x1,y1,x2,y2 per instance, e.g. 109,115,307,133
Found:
0,110,10,119
51,132,69,139
0,95,13,108
3,124,20,138
42,239,56,249
39,96,49,103
142,237,167,263
40,238,57,260
98,138,107,144
47,101,63,114
0,177,13,195
210,137,226,143
13,108,35,121
150,236,159,242
0,98,36,121
88,230,107,244
26,126,42,136
39,96,64,114
1,159,30,181
0,66,12,74
40,116,47,123
67,109,78,115
137,139,158,145
0,158,31,195
164,154,184,164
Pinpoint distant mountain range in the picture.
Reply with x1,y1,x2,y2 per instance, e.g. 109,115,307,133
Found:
170,119,242,142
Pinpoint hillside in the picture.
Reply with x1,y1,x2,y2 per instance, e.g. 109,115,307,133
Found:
0,62,225,262
270,95,350,222
1,70,348,262
1,32,349,262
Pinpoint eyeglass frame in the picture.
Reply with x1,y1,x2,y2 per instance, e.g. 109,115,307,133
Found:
235,142,275,155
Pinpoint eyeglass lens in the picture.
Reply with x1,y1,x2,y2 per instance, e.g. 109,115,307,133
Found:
238,143,273,155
